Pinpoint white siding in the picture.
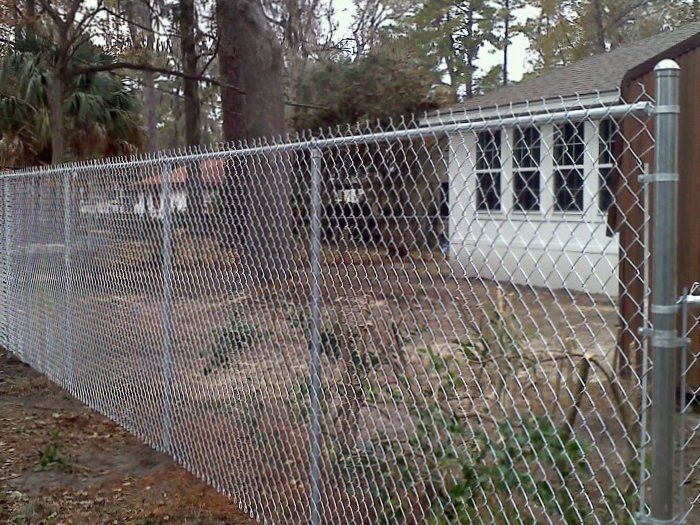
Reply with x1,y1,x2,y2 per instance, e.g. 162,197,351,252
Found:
448,119,618,296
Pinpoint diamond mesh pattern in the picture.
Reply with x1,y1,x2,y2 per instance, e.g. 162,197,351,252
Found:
679,285,700,524
0,90,677,524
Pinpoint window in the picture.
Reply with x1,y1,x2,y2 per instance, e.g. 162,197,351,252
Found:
440,181,449,218
598,119,618,212
554,122,585,212
513,126,541,211
475,130,501,211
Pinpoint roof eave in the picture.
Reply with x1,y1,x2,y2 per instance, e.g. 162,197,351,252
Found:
621,32,700,88
422,90,621,127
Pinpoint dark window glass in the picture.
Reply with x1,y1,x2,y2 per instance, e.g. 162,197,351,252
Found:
555,169,584,212
476,131,501,171
554,122,585,165
440,181,449,217
513,127,540,211
477,172,501,211
599,168,614,212
554,122,585,211
514,171,540,211
514,127,541,169
475,131,501,211
599,119,618,212
599,118,619,165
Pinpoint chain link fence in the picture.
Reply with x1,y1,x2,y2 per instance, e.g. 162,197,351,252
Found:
1,71,695,524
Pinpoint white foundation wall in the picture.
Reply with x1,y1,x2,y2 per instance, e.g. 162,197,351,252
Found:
447,124,620,297
449,217,619,296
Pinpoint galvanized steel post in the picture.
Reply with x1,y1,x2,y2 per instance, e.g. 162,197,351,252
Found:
309,144,322,525
649,59,681,522
2,177,8,353
63,171,74,388
162,162,174,454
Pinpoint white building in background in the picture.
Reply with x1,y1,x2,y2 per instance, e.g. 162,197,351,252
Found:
445,110,619,296
431,23,700,296
78,158,224,219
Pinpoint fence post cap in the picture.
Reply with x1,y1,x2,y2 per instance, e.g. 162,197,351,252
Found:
654,59,681,72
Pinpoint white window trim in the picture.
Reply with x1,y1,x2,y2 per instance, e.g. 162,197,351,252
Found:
583,120,600,222
456,117,617,222
501,127,514,214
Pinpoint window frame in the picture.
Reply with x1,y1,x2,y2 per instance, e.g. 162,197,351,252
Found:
474,130,502,212
598,118,619,213
553,122,585,213
512,126,541,213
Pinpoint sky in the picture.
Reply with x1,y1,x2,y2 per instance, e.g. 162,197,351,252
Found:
331,0,537,83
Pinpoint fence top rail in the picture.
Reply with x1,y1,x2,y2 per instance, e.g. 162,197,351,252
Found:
2,101,653,180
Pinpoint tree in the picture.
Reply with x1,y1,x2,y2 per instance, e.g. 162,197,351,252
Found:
350,0,410,58
261,0,339,125
0,31,141,167
292,38,440,131
407,0,497,99
217,0,292,280
491,0,525,85
217,0,285,142
523,0,695,72
124,0,159,152
521,0,580,70
1,0,225,164
179,0,201,146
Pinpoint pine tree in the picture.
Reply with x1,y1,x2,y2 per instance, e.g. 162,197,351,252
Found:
491,0,525,85
409,0,497,99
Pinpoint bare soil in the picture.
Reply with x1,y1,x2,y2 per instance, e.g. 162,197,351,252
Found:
0,353,258,525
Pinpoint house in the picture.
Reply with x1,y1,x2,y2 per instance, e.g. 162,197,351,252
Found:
433,21,700,382
132,157,225,218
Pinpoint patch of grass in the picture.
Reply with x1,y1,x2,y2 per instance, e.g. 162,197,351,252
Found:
35,430,70,473
201,314,267,375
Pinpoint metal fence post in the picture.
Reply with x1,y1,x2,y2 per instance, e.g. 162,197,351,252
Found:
309,145,322,525
2,177,9,354
63,170,74,388
649,59,681,522
162,162,174,454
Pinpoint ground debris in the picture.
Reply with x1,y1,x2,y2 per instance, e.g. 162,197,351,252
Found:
1,355,257,525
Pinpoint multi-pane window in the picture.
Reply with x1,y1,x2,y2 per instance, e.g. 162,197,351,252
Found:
554,122,585,212
598,119,618,212
475,130,501,211
513,126,541,211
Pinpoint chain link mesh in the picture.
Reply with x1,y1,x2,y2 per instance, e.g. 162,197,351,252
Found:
1,90,683,524
678,285,700,523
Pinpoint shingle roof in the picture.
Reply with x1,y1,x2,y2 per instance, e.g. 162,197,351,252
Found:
446,21,700,113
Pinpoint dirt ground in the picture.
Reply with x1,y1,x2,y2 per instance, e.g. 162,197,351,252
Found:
0,353,259,525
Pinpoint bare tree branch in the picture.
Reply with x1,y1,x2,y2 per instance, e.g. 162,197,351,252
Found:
68,61,244,93
198,34,220,76
103,4,180,39
38,0,64,28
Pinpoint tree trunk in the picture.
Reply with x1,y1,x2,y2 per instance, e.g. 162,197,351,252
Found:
50,69,66,164
126,0,158,152
144,72,157,151
502,0,509,86
591,0,607,53
217,0,293,281
179,0,203,234
466,10,475,98
180,0,201,146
